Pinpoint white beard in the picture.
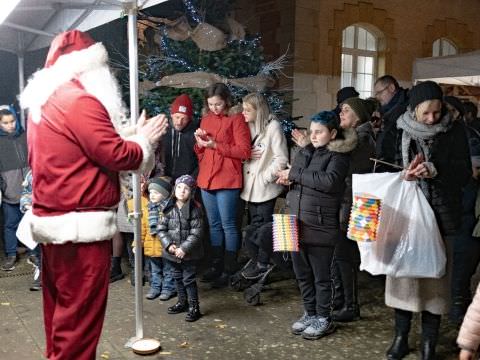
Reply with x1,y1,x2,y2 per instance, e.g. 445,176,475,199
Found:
78,66,128,132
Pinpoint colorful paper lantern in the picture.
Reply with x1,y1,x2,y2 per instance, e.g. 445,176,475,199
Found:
347,195,382,242
272,214,299,252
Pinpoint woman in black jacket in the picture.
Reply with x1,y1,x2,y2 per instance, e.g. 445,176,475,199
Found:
385,81,472,360
277,111,356,340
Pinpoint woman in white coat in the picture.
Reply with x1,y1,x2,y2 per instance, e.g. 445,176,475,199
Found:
240,93,288,279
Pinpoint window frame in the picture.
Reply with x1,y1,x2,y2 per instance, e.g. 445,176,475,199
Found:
341,25,378,98
432,38,458,57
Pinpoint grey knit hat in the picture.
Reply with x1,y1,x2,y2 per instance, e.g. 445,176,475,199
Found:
148,177,172,198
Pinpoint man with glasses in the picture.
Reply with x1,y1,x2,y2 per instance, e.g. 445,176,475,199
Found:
373,75,409,171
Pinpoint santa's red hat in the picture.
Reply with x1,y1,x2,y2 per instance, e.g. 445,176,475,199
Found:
20,30,108,123
45,30,96,67
170,94,193,118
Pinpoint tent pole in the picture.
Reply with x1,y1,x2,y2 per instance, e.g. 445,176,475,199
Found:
17,32,25,127
125,2,161,354
127,0,143,341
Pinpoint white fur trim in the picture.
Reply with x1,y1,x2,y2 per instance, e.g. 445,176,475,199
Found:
119,124,136,138
30,210,117,244
20,43,108,123
128,134,154,173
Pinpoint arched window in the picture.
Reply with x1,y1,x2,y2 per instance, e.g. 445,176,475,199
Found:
432,38,457,57
341,25,377,98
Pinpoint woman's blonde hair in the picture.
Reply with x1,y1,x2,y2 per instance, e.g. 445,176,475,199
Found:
242,93,272,137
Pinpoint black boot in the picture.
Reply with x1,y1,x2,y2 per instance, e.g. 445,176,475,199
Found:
185,301,202,322
212,251,238,288
386,309,411,360
421,311,441,360
168,300,189,314
332,261,359,322
110,256,125,283
201,246,224,282
331,260,344,311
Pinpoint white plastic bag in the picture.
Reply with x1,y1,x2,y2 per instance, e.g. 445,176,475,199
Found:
352,172,446,278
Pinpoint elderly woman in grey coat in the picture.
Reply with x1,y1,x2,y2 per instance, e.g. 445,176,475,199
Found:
386,81,471,360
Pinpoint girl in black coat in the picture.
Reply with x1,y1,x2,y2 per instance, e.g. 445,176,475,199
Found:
277,111,356,340
158,174,204,322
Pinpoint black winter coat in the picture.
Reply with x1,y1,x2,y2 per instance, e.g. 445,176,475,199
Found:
340,122,376,231
396,115,472,235
286,129,356,246
376,88,408,171
158,199,204,262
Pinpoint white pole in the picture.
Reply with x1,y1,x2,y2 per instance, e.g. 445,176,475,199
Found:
127,0,143,341
17,32,25,127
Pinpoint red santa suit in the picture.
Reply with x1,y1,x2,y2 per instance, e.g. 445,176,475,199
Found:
20,31,154,360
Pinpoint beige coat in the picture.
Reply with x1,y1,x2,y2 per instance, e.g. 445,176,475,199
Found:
458,283,480,352
385,236,453,315
240,119,288,203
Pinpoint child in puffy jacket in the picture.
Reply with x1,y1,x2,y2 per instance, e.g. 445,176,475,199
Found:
131,176,176,300
277,111,355,340
158,174,204,322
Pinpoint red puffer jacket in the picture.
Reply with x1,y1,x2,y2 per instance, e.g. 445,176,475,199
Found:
194,111,251,190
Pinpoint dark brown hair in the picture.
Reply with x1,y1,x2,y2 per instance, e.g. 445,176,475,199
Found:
204,83,233,110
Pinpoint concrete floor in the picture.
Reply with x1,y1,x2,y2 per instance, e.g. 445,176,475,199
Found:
0,255,461,360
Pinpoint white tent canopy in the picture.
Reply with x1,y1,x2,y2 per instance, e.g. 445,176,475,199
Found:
413,50,480,86
0,0,165,54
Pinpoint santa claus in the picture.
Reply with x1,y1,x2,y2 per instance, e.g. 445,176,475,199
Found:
20,30,167,360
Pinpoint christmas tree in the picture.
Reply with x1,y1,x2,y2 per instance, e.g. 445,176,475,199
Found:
136,0,296,138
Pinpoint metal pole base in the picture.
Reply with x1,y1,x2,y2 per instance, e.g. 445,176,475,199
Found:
127,338,161,355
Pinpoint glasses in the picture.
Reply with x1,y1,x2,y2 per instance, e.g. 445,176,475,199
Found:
374,86,389,97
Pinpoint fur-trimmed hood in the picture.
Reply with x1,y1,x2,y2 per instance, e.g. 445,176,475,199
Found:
327,127,357,153
19,42,109,124
201,103,243,117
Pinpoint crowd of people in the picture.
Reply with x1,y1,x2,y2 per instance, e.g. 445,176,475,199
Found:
3,29,480,359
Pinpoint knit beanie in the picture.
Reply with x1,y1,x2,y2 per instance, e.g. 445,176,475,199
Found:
336,86,359,105
444,96,465,116
170,94,193,118
148,177,172,198
175,174,197,189
409,81,443,110
343,97,372,124
310,111,340,131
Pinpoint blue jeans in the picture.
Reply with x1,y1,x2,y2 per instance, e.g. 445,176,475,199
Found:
201,189,240,252
147,257,175,293
2,202,23,257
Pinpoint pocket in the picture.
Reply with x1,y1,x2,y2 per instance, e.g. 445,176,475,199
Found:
317,206,339,228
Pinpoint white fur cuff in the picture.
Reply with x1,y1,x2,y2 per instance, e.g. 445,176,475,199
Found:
30,210,117,244
128,134,154,174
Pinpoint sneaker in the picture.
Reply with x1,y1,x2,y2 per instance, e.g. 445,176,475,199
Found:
145,288,161,300
302,316,336,340
27,255,40,268
29,267,42,291
1,256,17,271
159,291,177,301
242,263,269,280
291,313,317,335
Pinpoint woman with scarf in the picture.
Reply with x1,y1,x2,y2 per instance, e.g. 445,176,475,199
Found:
385,81,471,360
